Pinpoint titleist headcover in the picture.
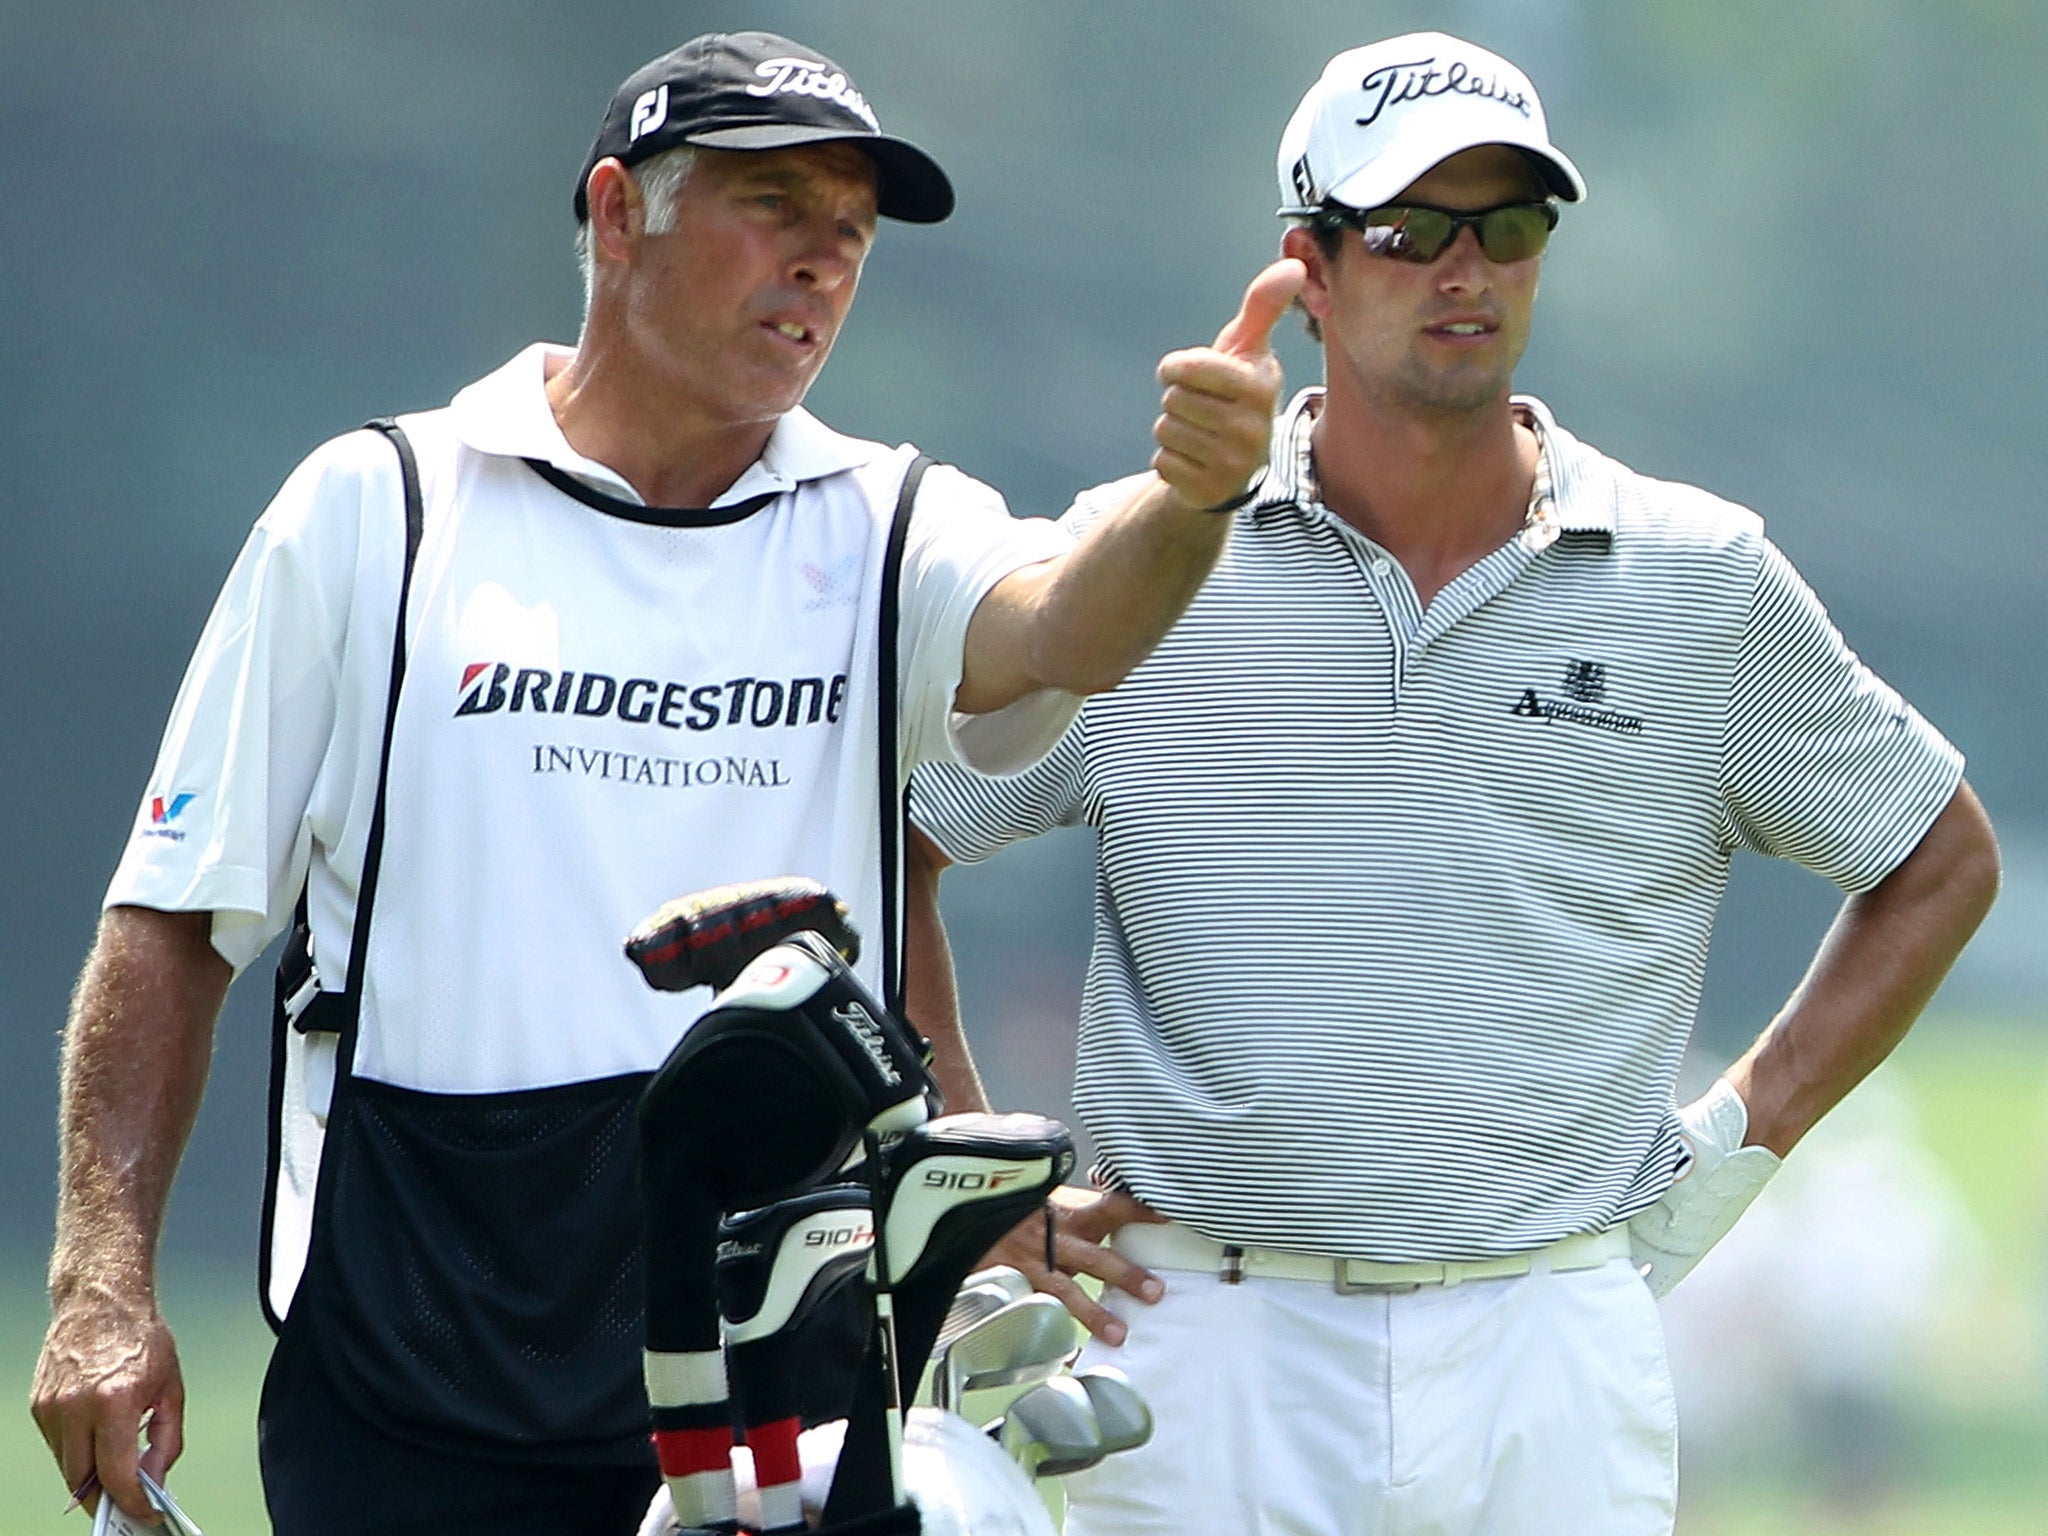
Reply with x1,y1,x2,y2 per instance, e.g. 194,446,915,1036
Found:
718,1185,878,1533
638,925,938,1529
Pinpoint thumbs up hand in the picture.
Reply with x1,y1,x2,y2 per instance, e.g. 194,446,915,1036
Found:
1151,258,1305,512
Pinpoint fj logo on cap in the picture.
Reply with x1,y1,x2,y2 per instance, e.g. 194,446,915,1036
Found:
1290,155,1316,207
747,57,879,130
629,84,669,142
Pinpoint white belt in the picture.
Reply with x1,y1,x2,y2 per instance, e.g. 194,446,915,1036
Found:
1112,1221,1634,1293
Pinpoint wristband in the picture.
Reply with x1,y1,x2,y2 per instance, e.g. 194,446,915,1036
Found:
1198,471,1266,516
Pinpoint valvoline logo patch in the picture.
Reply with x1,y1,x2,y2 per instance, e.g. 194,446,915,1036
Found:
143,792,198,843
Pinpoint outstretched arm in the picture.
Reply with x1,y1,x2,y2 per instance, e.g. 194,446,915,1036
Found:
1725,780,1999,1154
32,905,229,1522
954,259,1306,714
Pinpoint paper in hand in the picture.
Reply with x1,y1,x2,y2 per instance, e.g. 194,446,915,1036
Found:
87,1471,203,1536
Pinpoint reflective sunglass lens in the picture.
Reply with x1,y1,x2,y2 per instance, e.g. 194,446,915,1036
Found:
1361,208,1455,263
1476,206,1553,263
1349,203,1555,264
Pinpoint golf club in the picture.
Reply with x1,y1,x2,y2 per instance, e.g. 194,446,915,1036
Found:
934,1292,1086,1412
1036,1365,1154,1475
995,1376,1103,1480
635,903,938,1530
932,1266,1034,1359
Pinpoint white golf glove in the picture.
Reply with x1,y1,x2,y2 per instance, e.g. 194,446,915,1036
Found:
1627,1077,1781,1299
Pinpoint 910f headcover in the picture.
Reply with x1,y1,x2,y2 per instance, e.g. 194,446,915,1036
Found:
633,882,939,1532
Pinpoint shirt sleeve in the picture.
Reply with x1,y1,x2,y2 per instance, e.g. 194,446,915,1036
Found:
893,459,1081,775
1720,538,1964,893
102,431,389,971
907,718,1090,866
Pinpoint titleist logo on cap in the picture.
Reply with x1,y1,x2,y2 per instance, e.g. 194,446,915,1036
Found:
1356,55,1534,126
747,57,880,130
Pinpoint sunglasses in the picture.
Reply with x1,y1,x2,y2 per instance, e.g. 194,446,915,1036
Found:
1315,200,1559,265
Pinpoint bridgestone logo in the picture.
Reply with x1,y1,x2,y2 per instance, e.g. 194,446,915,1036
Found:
457,662,847,732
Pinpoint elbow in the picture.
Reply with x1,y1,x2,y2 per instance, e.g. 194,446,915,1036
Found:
1956,818,2002,931
1924,783,2002,939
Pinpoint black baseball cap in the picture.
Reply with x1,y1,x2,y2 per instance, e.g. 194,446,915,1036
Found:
574,31,955,224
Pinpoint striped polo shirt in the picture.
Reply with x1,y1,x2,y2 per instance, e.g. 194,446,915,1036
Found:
909,389,1963,1262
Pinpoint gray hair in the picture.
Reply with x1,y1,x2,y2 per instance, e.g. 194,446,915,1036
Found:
574,146,700,312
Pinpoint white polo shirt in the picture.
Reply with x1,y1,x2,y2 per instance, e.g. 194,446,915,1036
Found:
910,389,1963,1262
108,344,1077,1319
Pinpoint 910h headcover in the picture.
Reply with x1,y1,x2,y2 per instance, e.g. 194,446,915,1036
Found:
633,881,939,1532
717,1185,877,1533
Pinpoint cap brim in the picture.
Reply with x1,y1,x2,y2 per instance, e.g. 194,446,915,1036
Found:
687,122,956,223
1323,134,1585,212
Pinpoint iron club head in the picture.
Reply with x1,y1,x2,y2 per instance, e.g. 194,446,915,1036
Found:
1034,1365,1155,1475
935,1292,1084,1411
931,1266,1033,1361
996,1376,1104,1479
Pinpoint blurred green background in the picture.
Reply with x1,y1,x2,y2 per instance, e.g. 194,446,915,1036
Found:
4,1,2043,1530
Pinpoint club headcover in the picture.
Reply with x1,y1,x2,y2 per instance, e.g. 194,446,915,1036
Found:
638,930,941,1530
626,876,861,994
824,1114,1076,1527
641,933,940,1233
717,1184,877,1430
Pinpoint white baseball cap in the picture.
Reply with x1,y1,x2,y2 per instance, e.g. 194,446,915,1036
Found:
1276,33,1585,216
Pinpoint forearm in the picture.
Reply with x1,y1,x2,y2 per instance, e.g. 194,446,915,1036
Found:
1725,783,1999,1155
902,829,992,1113
50,906,229,1305
1015,479,1233,698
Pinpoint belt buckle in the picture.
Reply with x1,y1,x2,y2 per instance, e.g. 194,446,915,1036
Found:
1334,1259,1426,1295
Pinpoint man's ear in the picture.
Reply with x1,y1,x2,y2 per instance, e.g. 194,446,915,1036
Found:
1280,224,1333,328
583,157,646,263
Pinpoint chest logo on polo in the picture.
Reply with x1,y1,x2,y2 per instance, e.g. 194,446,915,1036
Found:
1560,659,1607,702
1511,659,1645,736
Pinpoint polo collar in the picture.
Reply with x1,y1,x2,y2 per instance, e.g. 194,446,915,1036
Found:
445,343,884,509
1251,388,1616,548
1512,395,1616,542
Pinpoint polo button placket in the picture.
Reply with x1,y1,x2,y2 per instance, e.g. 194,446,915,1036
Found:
1328,512,1425,703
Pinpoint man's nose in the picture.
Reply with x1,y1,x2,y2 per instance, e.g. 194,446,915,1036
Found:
1434,225,1493,293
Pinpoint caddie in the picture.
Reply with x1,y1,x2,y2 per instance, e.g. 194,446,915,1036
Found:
31,29,1296,1535
905,30,1999,1536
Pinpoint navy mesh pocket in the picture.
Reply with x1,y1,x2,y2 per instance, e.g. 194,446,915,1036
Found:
301,1072,655,1458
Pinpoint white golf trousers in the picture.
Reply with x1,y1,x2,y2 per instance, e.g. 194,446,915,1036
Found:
1061,1239,1677,1536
